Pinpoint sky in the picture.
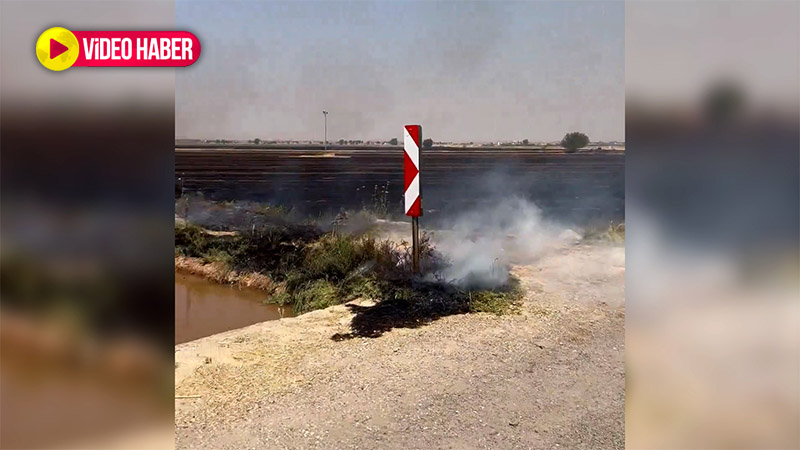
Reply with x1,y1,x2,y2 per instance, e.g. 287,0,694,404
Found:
175,1,624,142
626,1,799,110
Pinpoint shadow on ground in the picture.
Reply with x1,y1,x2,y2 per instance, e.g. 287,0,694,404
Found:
330,277,522,340
331,284,471,340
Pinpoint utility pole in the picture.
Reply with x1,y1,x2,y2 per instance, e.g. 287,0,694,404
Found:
322,110,328,151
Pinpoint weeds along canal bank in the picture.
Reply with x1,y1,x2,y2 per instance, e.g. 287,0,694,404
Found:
175,198,523,321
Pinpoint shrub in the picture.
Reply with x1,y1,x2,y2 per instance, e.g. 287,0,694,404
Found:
293,279,340,313
203,248,234,267
304,234,372,281
175,222,210,256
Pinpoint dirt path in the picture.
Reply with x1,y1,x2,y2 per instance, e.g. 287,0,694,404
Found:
175,244,624,449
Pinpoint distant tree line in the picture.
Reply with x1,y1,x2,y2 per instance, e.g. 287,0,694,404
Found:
236,132,593,152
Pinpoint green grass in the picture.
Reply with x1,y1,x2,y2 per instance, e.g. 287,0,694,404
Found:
279,234,387,313
202,248,234,266
467,278,523,315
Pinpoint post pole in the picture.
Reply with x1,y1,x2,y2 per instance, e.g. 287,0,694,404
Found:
323,110,328,151
412,216,420,273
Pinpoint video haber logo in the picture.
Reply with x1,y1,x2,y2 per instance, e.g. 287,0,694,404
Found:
36,27,201,71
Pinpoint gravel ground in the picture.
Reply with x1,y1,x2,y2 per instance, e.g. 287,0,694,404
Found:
175,244,625,449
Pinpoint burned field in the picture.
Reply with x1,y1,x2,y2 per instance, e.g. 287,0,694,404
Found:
175,148,624,228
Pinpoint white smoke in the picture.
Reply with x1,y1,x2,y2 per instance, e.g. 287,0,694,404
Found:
432,197,579,288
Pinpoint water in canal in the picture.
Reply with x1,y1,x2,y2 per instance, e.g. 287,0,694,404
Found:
175,272,293,344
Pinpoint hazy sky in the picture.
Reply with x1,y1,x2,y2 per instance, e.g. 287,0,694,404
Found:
176,1,624,142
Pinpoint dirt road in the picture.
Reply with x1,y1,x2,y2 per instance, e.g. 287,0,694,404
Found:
175,243,624,449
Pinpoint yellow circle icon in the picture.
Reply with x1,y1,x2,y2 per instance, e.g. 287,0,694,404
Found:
36,27,79,71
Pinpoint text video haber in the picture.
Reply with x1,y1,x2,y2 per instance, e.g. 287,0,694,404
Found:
82,37,194,61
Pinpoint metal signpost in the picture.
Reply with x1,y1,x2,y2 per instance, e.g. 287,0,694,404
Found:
403,125,422,273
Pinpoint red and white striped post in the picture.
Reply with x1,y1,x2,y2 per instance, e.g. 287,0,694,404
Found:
404,124,422,273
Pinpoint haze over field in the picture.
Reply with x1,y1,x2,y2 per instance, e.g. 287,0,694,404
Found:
176,1,624,143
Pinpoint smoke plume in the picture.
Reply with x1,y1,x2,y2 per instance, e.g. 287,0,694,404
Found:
432,197,580,289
